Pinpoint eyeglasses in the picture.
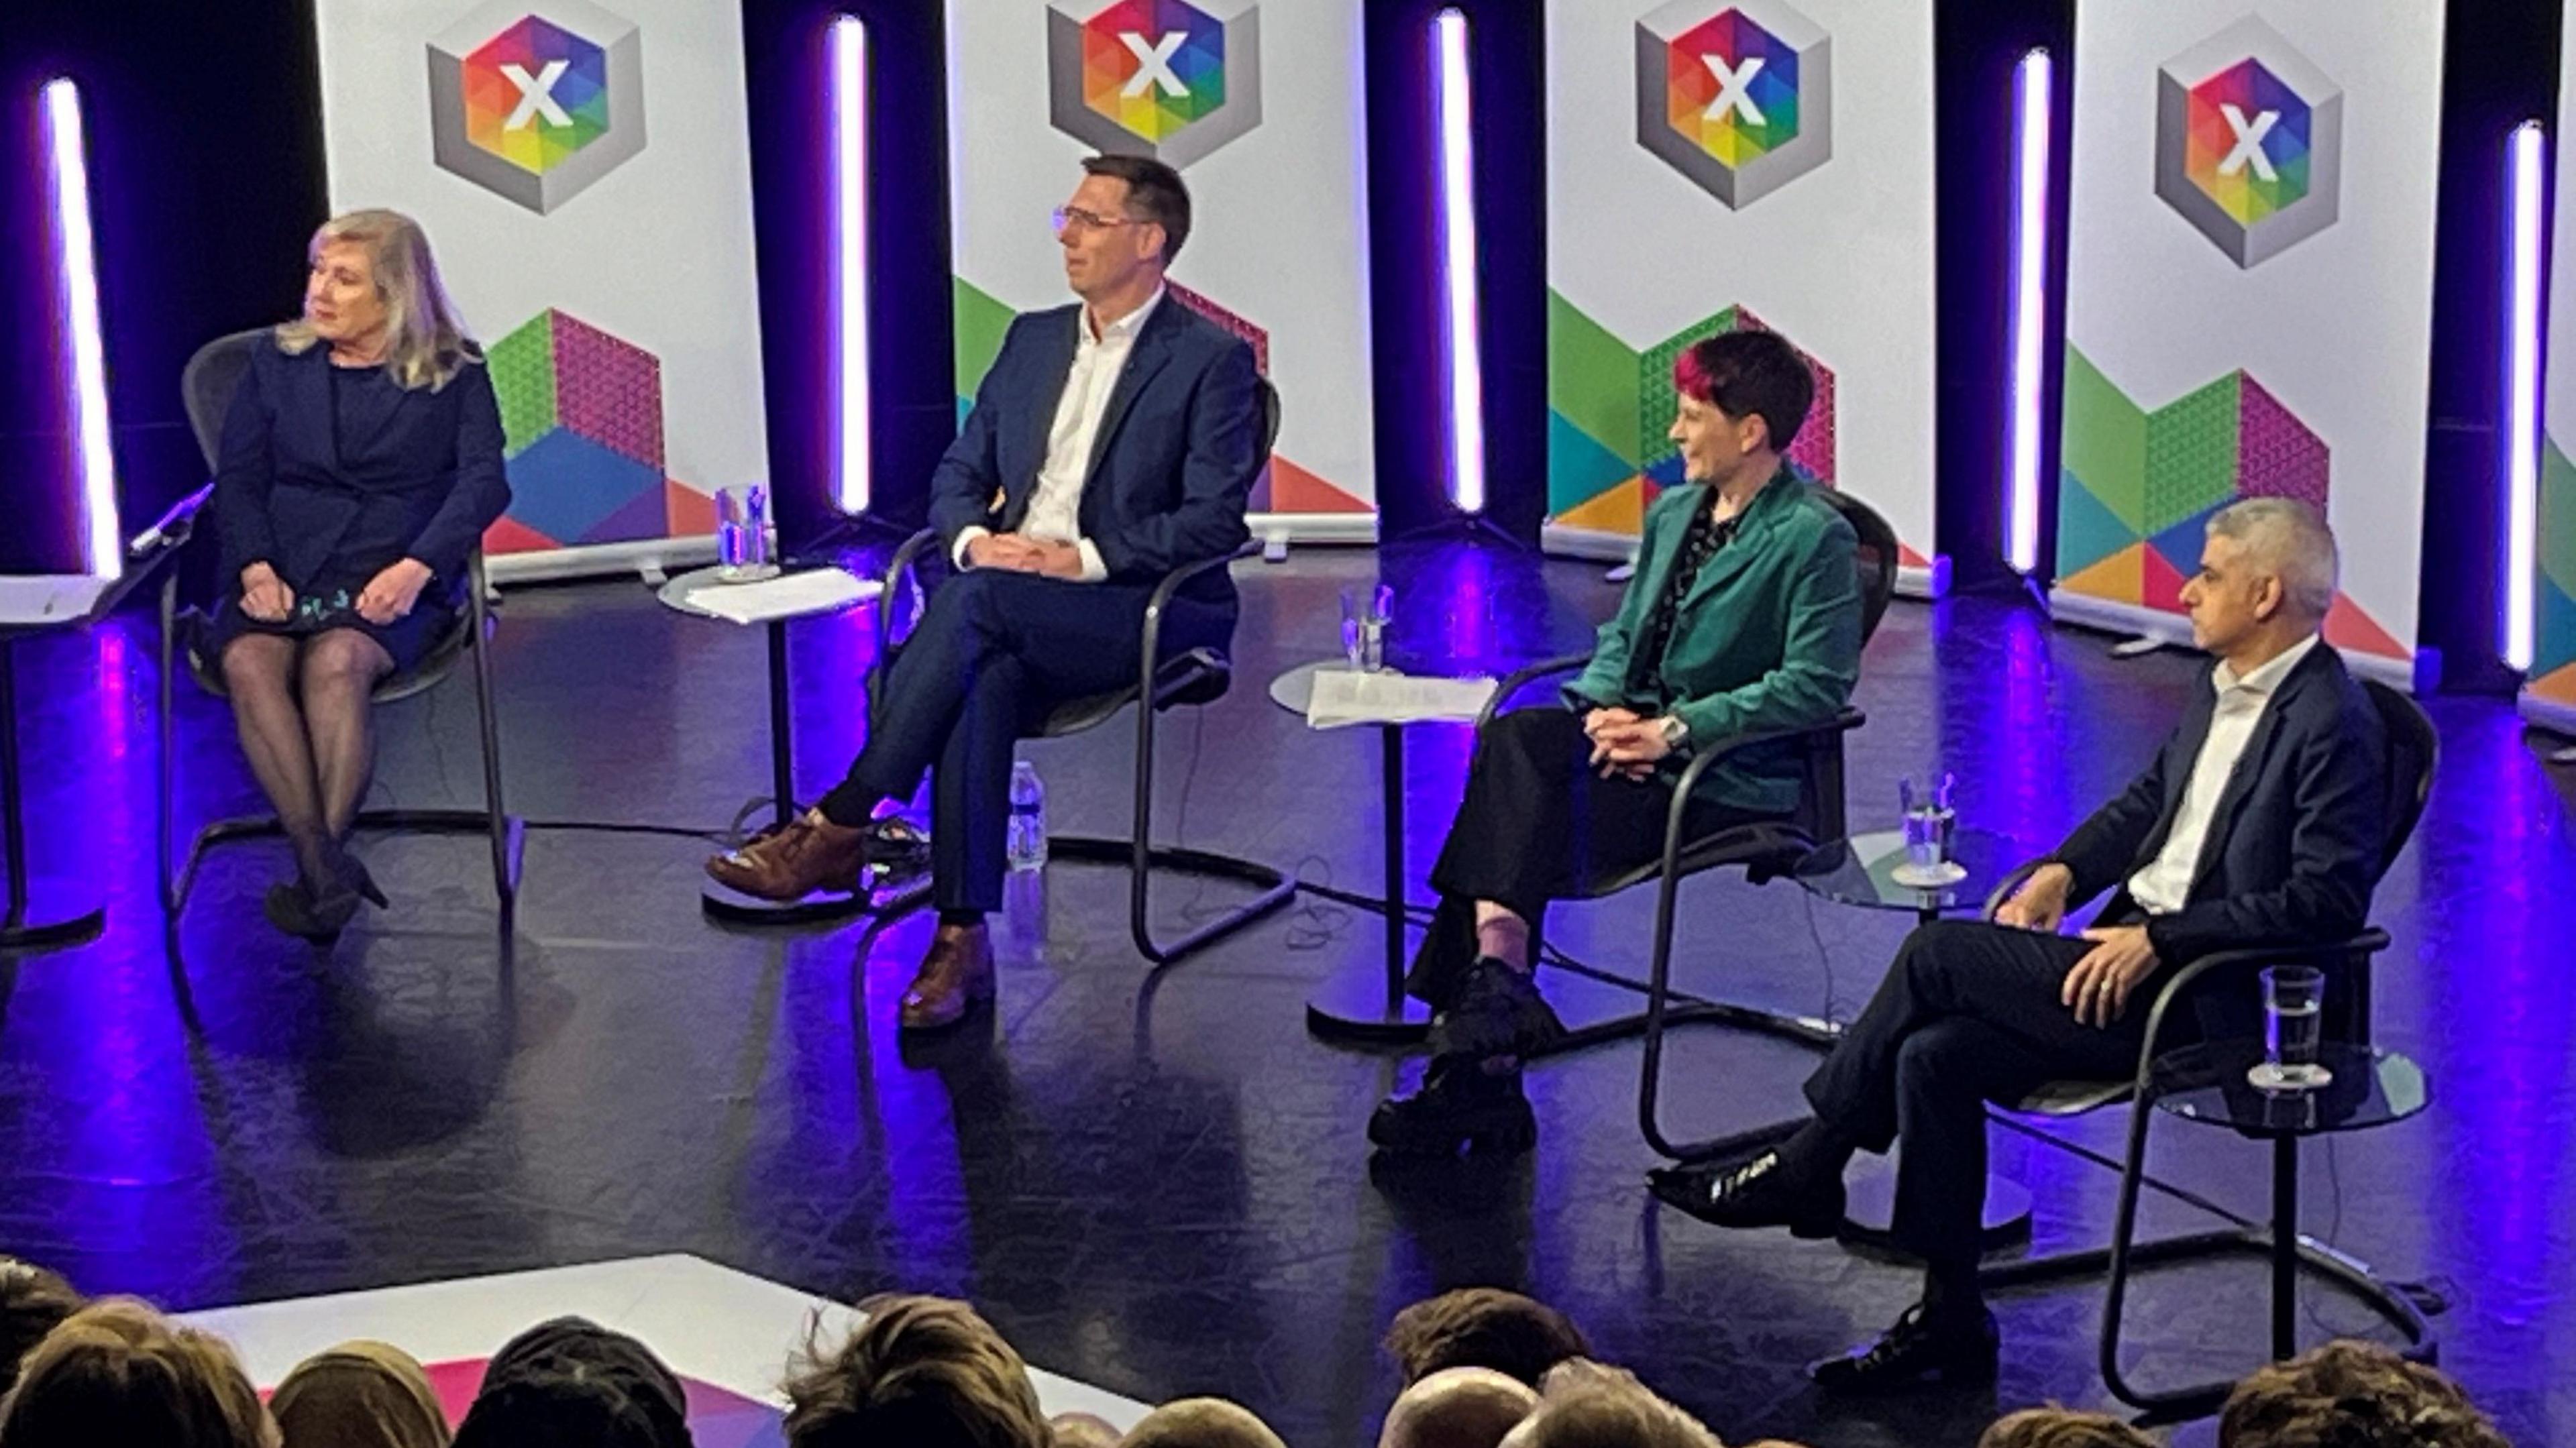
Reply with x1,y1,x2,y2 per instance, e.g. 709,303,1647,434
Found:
1052,205,1138,235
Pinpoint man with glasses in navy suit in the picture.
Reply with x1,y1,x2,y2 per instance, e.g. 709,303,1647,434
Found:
709,156,1260,1032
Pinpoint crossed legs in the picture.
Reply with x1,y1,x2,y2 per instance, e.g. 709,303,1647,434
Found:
220,628,393,889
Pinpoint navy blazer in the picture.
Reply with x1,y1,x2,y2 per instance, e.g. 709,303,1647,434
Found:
213,336,513,599
2047,641,2389,967
928,296,1259,609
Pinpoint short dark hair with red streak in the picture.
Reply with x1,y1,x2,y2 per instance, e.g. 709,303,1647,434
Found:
1673,328,1815,453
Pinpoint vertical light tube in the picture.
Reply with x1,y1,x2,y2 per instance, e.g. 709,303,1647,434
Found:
2005,49,2053,575
2504,119,2546,671
43,78,119,579
1432,8,1485,516
831,16,871,514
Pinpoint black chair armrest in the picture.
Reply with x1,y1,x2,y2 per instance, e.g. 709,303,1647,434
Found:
1983,859,2049,919
1659,707,1866,868
1479,654,1595,731
877,526,946,655
1138,542,1260,693
2126,929,2396,1096
133,483,215,563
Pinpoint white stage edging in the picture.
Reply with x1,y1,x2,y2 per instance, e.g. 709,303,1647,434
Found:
181,1254,1149,1430
2050,588,2420,691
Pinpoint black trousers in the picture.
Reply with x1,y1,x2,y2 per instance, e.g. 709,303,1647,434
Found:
1410,705,1768,1002
821,568,1231,913
1802,920,2153,1273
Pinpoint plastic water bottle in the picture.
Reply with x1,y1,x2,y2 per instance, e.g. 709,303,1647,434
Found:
1007,760,1048,871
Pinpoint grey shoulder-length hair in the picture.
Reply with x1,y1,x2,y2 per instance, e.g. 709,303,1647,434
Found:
274,209,480,391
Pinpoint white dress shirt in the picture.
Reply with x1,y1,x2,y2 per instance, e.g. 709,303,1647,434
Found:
2124,632,2322,914
953,286,1166,583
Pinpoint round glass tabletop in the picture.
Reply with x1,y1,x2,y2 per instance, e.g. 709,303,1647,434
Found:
1791,826,2023,916
2151,1042,2428,1137
653,565,877,623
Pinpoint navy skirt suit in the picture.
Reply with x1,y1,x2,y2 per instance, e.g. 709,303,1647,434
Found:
208,335,513,671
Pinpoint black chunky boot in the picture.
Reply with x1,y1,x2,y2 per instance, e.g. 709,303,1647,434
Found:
1367,1058,1538,1156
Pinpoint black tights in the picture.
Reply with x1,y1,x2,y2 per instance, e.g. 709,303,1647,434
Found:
219,630,392,883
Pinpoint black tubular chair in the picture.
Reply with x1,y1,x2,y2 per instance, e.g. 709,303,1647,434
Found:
869,376,1296,966
157,328,521,924
1975,679,2438,1417
1483,486,1899,1161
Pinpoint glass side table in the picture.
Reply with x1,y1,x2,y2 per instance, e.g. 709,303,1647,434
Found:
2127,1041,2431,1408
1791,826,2024,926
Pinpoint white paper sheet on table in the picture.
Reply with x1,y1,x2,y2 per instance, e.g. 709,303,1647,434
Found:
1305,669,1497,728
0,574,114,627
683,567,881,624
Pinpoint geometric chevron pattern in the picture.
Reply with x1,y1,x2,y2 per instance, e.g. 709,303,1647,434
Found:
484,308,682,552
948,274,1368,516
2057,341,2405,658
1548,288,1865,545
2531,436,2576,706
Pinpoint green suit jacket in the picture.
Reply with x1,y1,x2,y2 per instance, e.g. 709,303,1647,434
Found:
1566,467,1865,816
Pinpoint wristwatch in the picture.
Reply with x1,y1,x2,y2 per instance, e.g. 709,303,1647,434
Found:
1656,715,1689,749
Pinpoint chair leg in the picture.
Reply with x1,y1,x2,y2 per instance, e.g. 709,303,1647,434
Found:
158,577,180,917
466,610,517,911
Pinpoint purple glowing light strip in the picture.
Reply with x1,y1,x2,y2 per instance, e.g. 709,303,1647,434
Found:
2504,120,2545,672
1432,9,1485,516
832,16,871,514
43,78,119,579
2006,50,2052,576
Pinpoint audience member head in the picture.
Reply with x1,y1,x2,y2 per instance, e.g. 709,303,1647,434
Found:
1050,1412,1122,1448
1670,328,1816,487
1061,155,1193,304
1383,1289,1591,1389
449,1316,690,1448
0,1260,84,1401
780,1293,1048,1448
1495,1359,1721,1448
2219,1340,2508,1448
276,209,474,390
270,1340,450,1448
1118,1397,1286,1448
1978,1406,2158,1448
0,1296,276,1448
1379,1367,1537,1448
2188,498,2339,658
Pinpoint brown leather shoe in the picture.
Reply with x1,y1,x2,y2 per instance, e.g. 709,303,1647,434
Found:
705,810,869,899
900,925,996,1031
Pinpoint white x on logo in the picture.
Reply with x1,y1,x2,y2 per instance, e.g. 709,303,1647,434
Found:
2216,103,2279,180
500,59,574,129
1702,54,1767,124
1120,31,1189,98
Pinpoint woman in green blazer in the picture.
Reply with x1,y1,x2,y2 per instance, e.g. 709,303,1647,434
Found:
1371,329,1865,1158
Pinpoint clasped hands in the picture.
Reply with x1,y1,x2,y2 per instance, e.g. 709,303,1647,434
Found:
1995,862,2160,1028
1582,706,1675,781
239,559,432,627
965,533,1085,580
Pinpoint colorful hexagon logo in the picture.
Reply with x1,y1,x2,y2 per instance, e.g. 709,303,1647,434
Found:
1635,0,1831,209
429,0,646,215
2155,17,2341,268
1047,0,1261,170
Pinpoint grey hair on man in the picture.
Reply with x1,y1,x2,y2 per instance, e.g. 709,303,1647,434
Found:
2206,498,2338,622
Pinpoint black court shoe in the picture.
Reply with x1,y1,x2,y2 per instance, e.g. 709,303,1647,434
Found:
263,876,362,944
1808,1303,2000,1394
1646,1149,1845,1238
1368,1060,1538,1157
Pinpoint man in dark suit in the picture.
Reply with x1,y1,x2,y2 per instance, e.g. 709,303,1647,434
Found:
1650,498,2387,1392
708,156,1258,1029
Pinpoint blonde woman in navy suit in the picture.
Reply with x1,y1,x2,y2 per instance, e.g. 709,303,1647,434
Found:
209,210,511,940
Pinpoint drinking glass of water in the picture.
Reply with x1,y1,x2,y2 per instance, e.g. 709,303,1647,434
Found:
1900,771,1957,873
2251,964,2332,1092
1341,583,1393,673
716,485,777,581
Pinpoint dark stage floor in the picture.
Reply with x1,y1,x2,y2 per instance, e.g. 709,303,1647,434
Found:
3,544,2572,1448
